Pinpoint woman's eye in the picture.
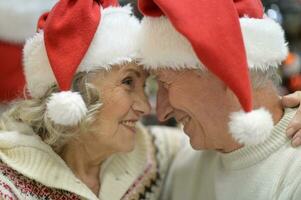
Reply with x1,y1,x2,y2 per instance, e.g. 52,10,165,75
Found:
122,77,134,87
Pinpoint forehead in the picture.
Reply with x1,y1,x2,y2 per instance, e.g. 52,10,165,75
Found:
117,63,149,77
151,69,184,77
88,62,149,83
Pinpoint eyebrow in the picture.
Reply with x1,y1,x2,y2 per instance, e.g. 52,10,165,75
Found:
126,69,141,77
149,71,157,76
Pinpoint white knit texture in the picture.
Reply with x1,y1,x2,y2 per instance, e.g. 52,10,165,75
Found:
0,125,183,200
163,109,301,200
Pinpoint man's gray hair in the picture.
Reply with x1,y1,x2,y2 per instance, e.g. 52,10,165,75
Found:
195,66,281,89
249,67,281,89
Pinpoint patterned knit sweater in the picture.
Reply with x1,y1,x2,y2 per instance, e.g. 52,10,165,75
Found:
0,124,184,200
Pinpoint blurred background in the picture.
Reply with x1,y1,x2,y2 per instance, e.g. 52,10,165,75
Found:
0,0,300,126
262,0,301,95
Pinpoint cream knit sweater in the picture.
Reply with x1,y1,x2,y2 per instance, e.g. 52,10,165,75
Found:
163,108,301,200
0,124,183,200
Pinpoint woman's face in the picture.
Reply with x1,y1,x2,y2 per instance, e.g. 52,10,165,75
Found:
87,63,151,153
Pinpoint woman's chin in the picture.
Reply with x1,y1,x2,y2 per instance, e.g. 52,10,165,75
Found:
116,126,137,153
119,138,136,153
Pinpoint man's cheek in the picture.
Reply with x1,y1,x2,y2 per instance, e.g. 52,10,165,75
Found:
169,87,190,108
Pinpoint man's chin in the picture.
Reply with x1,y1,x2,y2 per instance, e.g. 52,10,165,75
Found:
189,138,204,150
183,130,203,150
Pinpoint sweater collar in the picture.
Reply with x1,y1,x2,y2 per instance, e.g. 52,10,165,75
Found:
98,124,151,200
0,131,98,200
220,108,296,170
0,124,151,200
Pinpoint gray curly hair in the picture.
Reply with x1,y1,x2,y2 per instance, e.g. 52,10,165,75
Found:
0,72,102,151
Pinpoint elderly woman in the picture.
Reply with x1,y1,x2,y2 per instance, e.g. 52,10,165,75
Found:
0,0,181,199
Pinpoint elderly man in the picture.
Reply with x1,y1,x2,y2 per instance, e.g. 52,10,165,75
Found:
137,0,301,199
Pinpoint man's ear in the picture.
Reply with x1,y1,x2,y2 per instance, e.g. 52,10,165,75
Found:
225,86,244,111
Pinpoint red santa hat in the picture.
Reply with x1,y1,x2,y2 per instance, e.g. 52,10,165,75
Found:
138,0,288,145
0,0,57,108
23,0,140,126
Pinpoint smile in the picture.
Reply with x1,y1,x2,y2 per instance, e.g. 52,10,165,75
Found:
120,120,138,132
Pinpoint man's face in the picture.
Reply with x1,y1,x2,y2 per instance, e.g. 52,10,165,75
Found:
155,69,240,151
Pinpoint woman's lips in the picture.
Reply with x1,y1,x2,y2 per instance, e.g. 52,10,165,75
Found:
120,120,137,133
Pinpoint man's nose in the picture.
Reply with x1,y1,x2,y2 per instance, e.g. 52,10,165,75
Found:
156,85,173,122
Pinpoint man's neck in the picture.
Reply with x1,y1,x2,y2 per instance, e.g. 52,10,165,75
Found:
252,85,283,124
223,84,283,153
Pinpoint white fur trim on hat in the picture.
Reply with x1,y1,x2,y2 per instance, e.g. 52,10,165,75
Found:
0,0,57,43
24,5,140,98
138,16,203,70
46,91,87,126
138,16,288,70
241,17,288,70
228,108,274,145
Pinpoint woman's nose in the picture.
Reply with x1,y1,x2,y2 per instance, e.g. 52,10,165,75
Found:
132,94,151,116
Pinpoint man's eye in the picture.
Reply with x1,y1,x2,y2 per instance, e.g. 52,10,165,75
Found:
122,77,134,86
163,82,170,89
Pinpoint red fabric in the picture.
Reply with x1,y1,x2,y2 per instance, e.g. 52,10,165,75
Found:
288,75,301,92
37,12,49,31
0,41,25,102
139,0,263,18
234,0,263,18
138,0,264,112
138,0,163,17
100,0,119,8
39,0,118,91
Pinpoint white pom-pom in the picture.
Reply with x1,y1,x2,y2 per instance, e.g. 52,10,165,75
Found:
46,91,88,126
228,108,274,146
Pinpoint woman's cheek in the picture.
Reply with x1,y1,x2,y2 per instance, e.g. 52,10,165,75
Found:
107,88,133,119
